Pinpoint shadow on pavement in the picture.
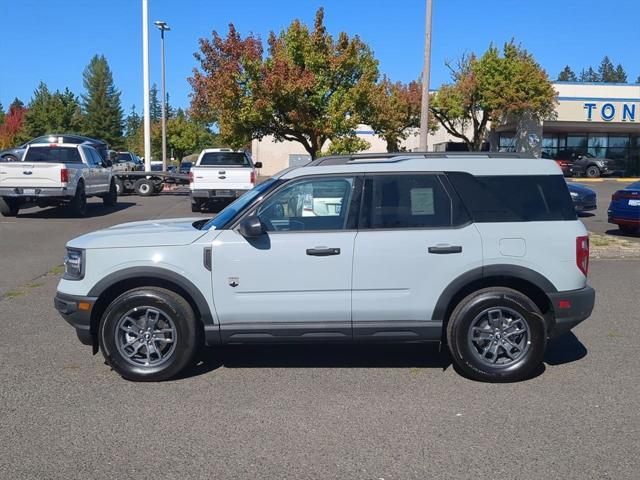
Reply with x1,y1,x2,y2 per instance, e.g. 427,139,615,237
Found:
177,343,452,380
605,227,640,238
544,331,588,366
16,202,137,219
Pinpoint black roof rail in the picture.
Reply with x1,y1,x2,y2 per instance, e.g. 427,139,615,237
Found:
308,151,529,166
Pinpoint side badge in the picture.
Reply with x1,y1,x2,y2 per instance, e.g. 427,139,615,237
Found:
228,277,239,288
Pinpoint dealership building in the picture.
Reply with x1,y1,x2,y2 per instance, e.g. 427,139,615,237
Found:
252,81,640,176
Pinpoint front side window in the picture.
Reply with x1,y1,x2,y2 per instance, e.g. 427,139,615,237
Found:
360,174,466,229
257,177,354,232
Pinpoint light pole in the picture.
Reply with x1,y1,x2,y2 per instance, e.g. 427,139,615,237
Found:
419,0,433,151
154,20,170,172
142,0,151,171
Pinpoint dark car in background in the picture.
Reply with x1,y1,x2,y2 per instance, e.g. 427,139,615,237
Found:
541,151,571,176
0,134,109,163
179,161,193,174
567,182,597,212
569,152,624,178
608,181,640,235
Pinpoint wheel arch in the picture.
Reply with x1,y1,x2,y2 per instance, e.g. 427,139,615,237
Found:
433,265,556,327
87,267,214,347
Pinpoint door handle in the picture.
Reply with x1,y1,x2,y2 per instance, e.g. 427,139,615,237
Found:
428,245,463,254
306,247,341,256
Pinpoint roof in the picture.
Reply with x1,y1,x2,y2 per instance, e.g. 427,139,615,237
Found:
277,152,562,179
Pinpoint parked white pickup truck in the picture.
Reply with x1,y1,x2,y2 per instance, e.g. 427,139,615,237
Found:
189,148,262,212
0,142,117,217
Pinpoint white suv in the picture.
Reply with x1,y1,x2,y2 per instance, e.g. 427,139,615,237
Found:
54,153,595,382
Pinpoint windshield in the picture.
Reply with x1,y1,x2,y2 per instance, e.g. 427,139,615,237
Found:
202,178,279,230
199,152,250,167
115,153,131,162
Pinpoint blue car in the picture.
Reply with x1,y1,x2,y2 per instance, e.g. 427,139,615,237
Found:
567,182,597,212
608,181,640,235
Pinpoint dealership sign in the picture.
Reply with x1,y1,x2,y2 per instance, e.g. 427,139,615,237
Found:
584,102,637,122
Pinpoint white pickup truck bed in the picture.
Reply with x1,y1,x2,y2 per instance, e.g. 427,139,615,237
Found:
189,149,261,212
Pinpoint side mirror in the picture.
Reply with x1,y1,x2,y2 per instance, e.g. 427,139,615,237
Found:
238,215,264,238
254,162,263,169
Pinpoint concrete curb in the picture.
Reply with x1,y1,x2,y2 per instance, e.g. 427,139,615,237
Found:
568,178,639,183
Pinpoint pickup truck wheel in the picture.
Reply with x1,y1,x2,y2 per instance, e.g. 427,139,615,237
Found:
446,287,546,383
114,178,124,195
0,197,19,217
134,178,154,196
585,165,601,178
69,183,87,217
191,198,202,212
102,180,118,206
99,287,200,382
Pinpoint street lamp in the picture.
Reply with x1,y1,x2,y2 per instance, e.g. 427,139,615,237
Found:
154,20,170,172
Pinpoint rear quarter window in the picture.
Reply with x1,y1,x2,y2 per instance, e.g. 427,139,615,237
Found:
24,146,82,164
447,173,576,222
199,152,250,167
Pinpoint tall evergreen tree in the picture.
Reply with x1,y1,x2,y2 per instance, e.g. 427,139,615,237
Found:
123,105,142,152
81,54,123,144
597,56,616,82
164,92,174,119
614,64,628,83
636,74,640,84
557,65,577,81
20,82,82,140
149,84,162,122
579,67,599,82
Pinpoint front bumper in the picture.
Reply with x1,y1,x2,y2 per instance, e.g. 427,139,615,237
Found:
574,200,597,212
548,286,595,338
54,291,98,345
191,189,249,199
0,187,71,198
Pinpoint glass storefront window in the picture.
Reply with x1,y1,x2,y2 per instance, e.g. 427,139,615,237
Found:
608,136,630,148
588,135,608,157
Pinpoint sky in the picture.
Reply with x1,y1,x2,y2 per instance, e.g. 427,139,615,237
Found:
1,0,640,114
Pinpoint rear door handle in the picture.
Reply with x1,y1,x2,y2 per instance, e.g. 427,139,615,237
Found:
428,245,462,254
306,247,341,256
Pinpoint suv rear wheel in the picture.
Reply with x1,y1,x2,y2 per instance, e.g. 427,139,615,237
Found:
102,180,118,206
446,287,546,382
69,183,87,217
99,287,200,381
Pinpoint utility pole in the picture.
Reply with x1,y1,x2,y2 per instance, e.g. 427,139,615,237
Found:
142,0,151,171
155,21,170,172
419,0,433,151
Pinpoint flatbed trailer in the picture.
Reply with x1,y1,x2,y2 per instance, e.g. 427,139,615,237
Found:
113,171,189,196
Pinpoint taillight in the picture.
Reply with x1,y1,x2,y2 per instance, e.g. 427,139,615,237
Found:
188,171,194,185
612,191,638,201
250,170,256,185
576,235,589,276
60,168,69,183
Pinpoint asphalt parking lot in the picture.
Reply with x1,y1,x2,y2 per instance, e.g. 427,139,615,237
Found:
1,190,639,479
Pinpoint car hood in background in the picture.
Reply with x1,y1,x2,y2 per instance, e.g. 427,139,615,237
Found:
567,183,595,196
67,218,209,249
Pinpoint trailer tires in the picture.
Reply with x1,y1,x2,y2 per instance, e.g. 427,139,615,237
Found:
134,178,155,196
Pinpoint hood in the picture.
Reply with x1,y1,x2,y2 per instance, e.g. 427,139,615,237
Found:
568,183,595,195
67,217,209,249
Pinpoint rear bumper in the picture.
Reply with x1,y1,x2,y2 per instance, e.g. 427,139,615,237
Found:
0,187,71,198
548,286,595,338
608,215,640,226
54,291,98,345
191,189,249,199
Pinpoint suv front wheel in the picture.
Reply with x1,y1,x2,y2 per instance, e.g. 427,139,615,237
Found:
446,287,546,382
99,287,200,381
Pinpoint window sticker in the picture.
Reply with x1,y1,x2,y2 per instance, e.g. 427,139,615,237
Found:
410,188,434,215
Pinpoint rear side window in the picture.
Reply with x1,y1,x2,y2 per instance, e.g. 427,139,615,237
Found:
447,173,576,222
24,146,82,164
360,174,468,229
199,152,250,167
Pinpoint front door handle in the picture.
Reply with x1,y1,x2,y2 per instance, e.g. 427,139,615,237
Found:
428,245,463,254
306,247,341,256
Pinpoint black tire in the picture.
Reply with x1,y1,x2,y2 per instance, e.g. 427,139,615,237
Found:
134,178,154,196
446,287,546,382
585,165,601,178
619,224,639,236
114,178,125,196
102,180,118,206
99,287,200,382
191,198,202,213
2,154,19,162
153,183,164,194
69,182,87,217
0,196,19,217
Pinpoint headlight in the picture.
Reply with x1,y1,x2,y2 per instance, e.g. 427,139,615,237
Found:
570,192,579,198
63,248,85,280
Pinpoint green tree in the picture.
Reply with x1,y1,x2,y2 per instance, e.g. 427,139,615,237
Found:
324,135,370,155
149,84,162,122
19,82,83,140
123,105,141,152
166,115,216,160
189,8,379,159
579,67,599,82
81,55,123,145
557,65,577,81
614,64,627,83
597,56,616,82
430,42,557,151
367,77,437,152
